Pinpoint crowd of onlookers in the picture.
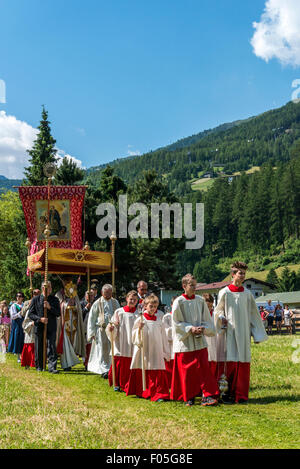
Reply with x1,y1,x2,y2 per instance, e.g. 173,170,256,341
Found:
258,300,295,335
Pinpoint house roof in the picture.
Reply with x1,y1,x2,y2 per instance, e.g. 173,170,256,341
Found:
244,278,275,288
255,291,300,304
196,280,230,291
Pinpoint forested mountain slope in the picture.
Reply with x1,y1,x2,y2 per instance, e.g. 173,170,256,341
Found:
88,101,300,196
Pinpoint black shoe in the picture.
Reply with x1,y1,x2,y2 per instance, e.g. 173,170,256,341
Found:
64,367,72,371
101,372,109,379
220,394,235,404
184,398,195,407
237,398,248,404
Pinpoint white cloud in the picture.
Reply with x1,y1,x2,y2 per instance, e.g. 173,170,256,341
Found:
0,111,83,179
251,0,300,67
56,149,85,169
127,144,141,157
127,150,141,156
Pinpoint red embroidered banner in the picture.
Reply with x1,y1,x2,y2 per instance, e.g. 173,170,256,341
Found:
18,186,86,252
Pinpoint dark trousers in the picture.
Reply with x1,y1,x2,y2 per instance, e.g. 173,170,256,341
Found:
35,329,58,371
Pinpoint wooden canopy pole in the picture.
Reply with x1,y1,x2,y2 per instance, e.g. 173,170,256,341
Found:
25,238,33,299
83,241,91,302
42,171,53,371
110,231,117,297
43,224,50,370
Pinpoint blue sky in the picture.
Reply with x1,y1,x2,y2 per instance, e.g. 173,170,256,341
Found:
1,0,300,177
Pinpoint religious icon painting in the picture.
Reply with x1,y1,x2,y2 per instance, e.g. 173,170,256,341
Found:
36,199,71,241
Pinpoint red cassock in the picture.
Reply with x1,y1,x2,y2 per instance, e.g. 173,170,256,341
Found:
108,356,132,392
126,369,170,401
164,359,174,389
21,343,35,368
209,361,250,402
171,348,219,402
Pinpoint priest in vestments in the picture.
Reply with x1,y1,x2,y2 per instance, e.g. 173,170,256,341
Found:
214,261,268,404
87,284,120,378
56,277,86,371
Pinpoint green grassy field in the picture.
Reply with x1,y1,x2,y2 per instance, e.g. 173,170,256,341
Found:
191,178,215,192
0,335,299,449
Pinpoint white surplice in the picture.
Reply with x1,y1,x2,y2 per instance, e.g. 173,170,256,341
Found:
162,312,174,360
172,295,215,354
105,307,139,357
130,310,171,370
214,286,268,363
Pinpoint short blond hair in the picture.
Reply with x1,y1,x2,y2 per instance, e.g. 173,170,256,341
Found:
144,294,159,306
126,290,138,299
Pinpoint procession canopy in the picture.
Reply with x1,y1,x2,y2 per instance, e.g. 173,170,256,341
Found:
27,247,113,275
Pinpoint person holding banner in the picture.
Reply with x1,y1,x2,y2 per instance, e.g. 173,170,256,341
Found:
106,290,140,392
28,281,61,373
126,294,170,402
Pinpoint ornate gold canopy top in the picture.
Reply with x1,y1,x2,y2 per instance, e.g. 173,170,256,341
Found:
27,247,113,275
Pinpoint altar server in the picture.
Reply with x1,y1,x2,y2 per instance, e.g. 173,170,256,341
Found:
106,290,140,392
126,294,170,401
214,261,268,404
170,274,219,407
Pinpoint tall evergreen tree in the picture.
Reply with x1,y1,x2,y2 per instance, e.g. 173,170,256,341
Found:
266,268,279,289
54,157,85,186
270,165,285,250
277,267,295,292
193,255,223,284
127,170,184,288
24,106,58,185
0,192,28,299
